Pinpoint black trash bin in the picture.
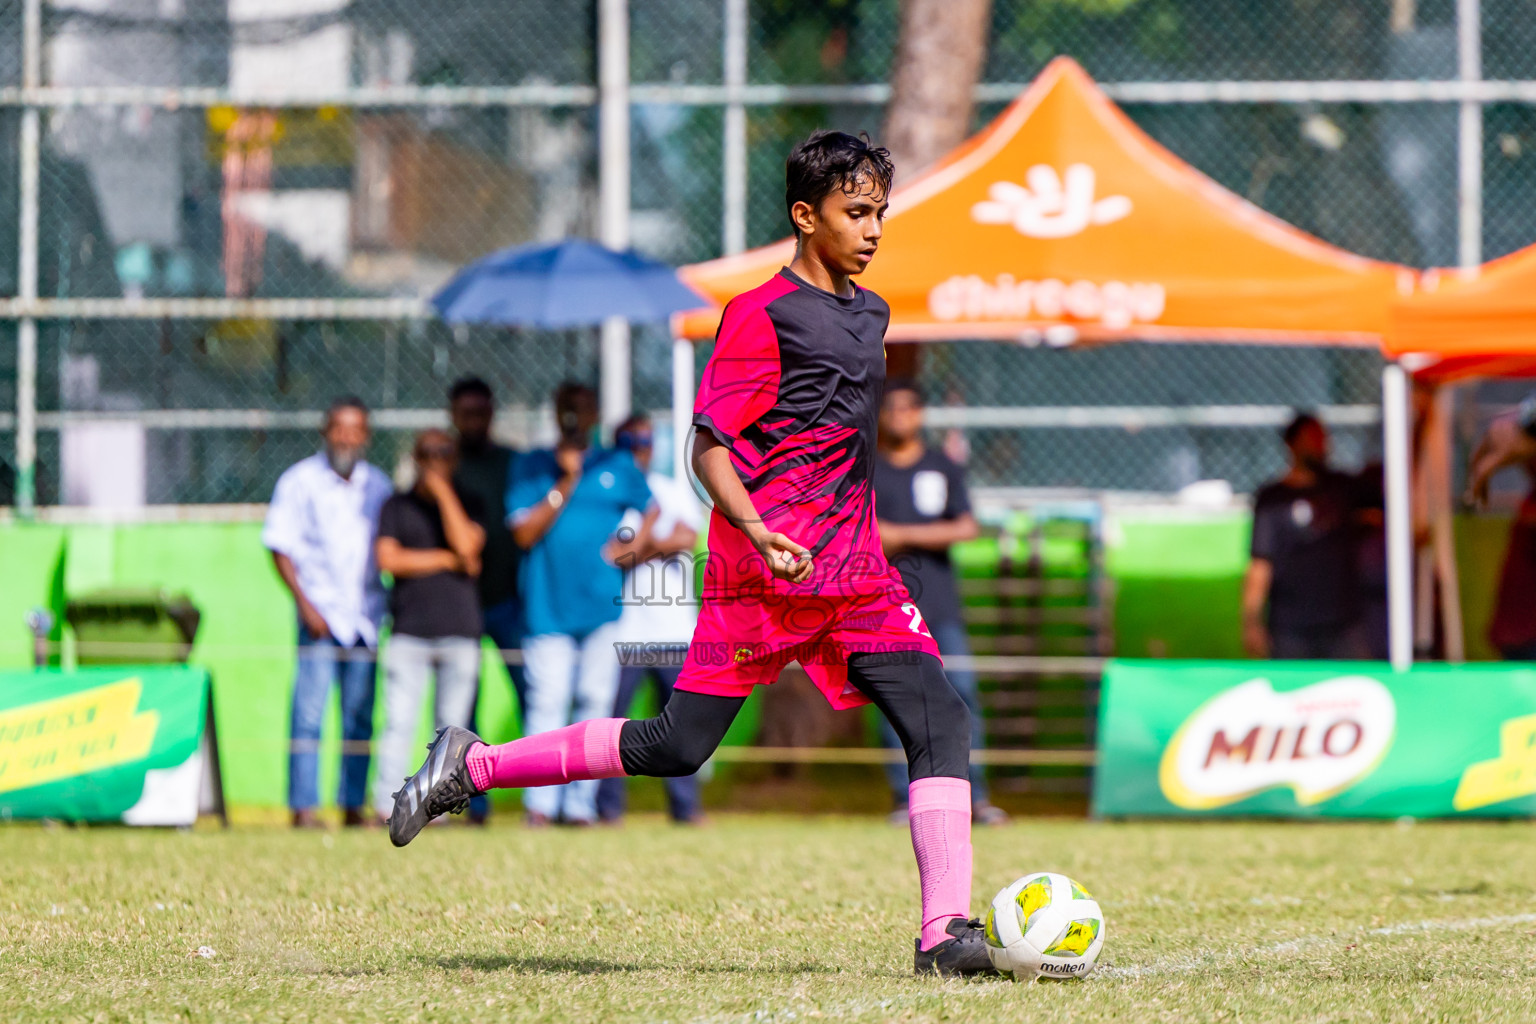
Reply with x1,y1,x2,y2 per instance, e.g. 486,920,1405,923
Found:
65,589,201,666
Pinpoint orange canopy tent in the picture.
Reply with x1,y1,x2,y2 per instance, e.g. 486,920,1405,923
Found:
1387,244,1536,382
675,56,1411,345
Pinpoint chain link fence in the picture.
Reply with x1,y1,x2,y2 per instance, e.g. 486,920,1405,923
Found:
3,0,1534,509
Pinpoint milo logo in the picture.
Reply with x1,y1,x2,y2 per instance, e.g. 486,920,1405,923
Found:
1158,676,1396,810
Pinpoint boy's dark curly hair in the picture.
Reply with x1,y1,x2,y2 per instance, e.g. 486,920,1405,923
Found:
785,130,894,236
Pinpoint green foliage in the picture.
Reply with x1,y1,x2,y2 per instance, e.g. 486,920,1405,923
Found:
748,0,907,84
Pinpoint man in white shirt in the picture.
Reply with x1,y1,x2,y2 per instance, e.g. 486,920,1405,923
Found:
262,396,393,828
597,415,705,824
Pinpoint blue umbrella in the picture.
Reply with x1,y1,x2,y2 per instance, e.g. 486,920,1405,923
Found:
431,238,709,328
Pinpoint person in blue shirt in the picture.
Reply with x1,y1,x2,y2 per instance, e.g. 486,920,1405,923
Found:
506,382,654,826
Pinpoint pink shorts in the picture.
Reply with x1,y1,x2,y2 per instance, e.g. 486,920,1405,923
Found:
674,582,944,710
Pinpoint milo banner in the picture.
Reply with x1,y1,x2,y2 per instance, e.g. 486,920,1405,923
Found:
0,666,224,825
1094,660,1536,818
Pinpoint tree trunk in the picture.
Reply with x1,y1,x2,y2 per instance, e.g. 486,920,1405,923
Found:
882,0,994,185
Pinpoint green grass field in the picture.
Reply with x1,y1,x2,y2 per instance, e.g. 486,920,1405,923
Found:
4,816,1536,1023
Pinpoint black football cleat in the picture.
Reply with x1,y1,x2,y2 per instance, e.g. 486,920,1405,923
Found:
388,726,483,848
913,917,1000,978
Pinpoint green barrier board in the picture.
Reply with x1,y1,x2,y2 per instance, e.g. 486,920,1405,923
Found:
1094,660,1536,818
0,665,217,824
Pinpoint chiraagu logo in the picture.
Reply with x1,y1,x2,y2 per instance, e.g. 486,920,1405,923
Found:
1158,676,1396,810
971,164,1131,238
927,274,1165,330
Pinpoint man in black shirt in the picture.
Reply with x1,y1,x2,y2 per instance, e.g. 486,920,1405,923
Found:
873,379,1007,826
448,377,523,823
449,378,524,693
372,428,487,823
1244,412,1366,660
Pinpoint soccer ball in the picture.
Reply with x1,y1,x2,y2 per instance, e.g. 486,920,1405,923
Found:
984,872,1105,980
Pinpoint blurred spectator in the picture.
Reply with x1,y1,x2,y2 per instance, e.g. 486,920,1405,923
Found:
1352,462,1390,661
262,396,392,828
597,414,704,825
372,428,487,824
1486,465,1536,660
1467,399,1536,659
873,380,1007,826
507,383,653,826
1243,412,1366,660
448,376,523,824
1468,400,1536,507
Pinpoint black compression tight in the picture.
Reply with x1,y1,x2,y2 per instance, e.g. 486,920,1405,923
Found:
844,650,971,780
617,652,971,782
618,691,745,777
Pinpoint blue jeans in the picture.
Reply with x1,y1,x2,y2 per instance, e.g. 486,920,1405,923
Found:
880,617,989,804
521,624,622,822
596,655,700,822
289,624,377,811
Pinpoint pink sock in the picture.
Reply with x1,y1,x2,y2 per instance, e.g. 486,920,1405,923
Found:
465,719,628,792
909,777,973,950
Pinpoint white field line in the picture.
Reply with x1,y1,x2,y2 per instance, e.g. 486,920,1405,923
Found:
690,912,1536,1024
1094,911,1536,981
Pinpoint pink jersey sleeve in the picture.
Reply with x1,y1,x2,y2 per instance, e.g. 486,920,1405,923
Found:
693,300,781,445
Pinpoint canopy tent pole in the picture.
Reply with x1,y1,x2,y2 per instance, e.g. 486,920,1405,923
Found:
672,337,693,483
1414,542,1435,655
1412,397,1434,654
1425,386,1466,661
1383,363,1414,671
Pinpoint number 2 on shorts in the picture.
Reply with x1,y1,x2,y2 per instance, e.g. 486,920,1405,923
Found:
900,602,933,638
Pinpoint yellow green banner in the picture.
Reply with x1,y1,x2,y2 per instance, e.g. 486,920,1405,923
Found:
1094,660,1536,818
0,666,213,824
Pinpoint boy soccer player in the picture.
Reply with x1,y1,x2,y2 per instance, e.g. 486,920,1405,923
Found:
387,130,992,977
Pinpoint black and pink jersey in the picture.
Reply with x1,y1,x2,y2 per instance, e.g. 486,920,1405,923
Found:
693,266,899,600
